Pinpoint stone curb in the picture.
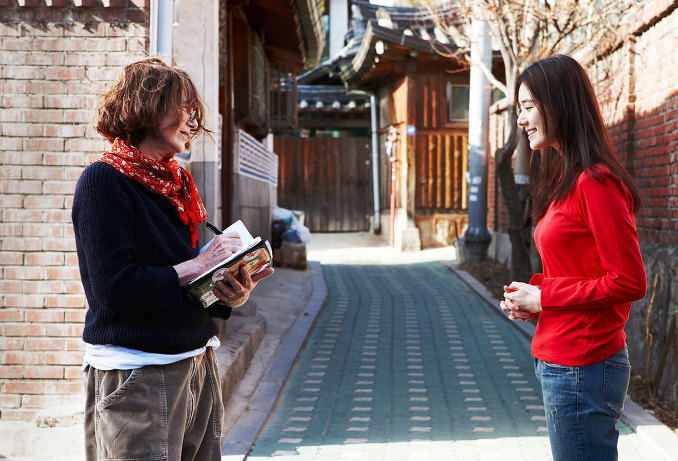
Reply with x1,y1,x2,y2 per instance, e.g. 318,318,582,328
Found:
221,261,328,460
445,262,678,461
216,314,268,409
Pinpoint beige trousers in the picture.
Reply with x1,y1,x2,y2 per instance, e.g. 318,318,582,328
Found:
84,347,223,461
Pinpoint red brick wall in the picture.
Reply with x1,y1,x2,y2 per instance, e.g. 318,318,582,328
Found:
0,3,148,421
623,8,678,246
589,5,678,246
488,4,678,248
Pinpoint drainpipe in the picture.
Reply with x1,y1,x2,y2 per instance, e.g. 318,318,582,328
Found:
149,0,174,63
370,93,381,234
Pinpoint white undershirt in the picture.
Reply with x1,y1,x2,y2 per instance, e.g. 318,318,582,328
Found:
83,336,220,371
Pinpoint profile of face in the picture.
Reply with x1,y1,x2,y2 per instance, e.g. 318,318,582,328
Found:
152,106,198,160
517,83,559,151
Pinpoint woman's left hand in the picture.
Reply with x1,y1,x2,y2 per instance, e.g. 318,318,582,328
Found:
212,263,274,307
500,282,542,320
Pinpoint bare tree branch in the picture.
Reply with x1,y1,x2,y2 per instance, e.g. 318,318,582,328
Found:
414,0,645,274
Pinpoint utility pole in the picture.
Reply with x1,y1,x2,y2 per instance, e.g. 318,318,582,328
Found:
463,16,492,262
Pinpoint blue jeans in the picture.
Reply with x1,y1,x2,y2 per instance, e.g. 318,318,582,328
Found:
534,345,630,461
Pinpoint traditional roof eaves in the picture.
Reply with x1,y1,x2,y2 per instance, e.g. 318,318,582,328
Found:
5,0,146,6
351,0,452,24
341,20,459,84
295,0,325,69
298,63,334,85
298,84,370,100
297,84,371,112
341,20,378,84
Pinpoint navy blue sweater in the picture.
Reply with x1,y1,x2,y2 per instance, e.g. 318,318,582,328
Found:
72,162,231,354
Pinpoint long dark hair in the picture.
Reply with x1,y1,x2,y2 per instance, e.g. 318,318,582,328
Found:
515,54,640,221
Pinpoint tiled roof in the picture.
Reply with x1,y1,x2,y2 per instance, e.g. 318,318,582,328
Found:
1,0,146,6
297,84,370,112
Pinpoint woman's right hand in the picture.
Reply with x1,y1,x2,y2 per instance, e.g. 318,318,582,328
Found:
500,283,541,321
173,232,242,286
197,232,242,267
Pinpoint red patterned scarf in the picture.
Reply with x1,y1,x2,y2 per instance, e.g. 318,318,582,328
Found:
96,138,207,248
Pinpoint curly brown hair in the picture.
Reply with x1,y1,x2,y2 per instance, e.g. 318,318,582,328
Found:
94,57,212,148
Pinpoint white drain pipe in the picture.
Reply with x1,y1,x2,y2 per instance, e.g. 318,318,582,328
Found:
149,0,174,63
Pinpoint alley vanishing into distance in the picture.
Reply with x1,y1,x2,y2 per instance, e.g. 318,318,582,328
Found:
245,259,655,460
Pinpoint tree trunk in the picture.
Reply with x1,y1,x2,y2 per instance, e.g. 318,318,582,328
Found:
494,108,533,283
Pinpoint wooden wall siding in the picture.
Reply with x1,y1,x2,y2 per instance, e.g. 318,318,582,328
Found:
415,131,469,212
411,74,446,130
275,136,372,232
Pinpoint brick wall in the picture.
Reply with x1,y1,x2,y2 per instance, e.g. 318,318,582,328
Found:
0,2,148,421
625,9,678,246
487,2,678,248
589,4,678,247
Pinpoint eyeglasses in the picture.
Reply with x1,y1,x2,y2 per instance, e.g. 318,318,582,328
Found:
182,108,197,123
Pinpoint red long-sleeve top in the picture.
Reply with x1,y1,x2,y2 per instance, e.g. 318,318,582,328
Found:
530,166,646,366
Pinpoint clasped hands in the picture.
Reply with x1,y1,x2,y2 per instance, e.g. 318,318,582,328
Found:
500,282,542,322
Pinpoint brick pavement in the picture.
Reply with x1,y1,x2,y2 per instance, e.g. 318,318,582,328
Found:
245,261,666,460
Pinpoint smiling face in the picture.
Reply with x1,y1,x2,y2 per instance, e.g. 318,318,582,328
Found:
159,106,197,154
517,83,559,152
141,105,198,161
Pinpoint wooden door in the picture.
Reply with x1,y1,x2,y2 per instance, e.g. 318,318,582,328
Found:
415,131,469,212
275,136,372,232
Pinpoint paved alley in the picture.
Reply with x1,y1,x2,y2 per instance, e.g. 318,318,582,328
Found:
245,260,657,460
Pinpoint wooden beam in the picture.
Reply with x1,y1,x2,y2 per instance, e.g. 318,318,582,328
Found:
298,118,370,129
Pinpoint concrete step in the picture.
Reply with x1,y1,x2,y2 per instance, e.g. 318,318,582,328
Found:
215,305,267,407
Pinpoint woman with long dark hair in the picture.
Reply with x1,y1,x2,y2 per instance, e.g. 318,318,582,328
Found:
500,54,646,460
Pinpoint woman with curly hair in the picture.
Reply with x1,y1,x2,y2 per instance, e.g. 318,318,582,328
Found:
72,57,273,460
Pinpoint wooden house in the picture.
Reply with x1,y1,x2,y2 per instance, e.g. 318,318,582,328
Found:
220,1,325,241
275,83,374,231
279,1,473,248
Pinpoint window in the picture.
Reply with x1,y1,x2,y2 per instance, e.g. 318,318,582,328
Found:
447,83,470,122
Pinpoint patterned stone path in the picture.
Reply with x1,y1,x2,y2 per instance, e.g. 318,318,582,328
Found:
246,262,658,460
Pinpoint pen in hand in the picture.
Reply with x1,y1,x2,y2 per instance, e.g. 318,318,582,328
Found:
205,222,222,235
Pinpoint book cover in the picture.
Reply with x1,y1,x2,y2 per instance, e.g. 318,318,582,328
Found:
186,221,273,308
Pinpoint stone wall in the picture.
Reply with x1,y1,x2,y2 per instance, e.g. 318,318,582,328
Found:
627,244,678,405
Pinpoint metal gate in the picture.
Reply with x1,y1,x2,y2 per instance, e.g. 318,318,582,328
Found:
274,136,372,232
